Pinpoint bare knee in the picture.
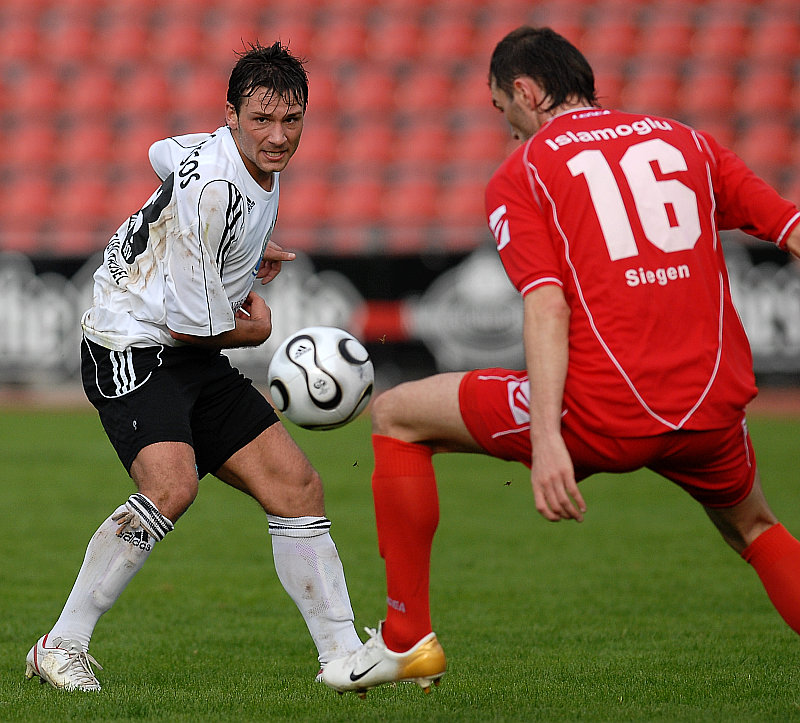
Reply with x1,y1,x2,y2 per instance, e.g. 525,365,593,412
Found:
370,387,411,439
136,478,198,523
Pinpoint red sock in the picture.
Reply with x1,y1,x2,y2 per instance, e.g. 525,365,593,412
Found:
742,523,800,634
371,434,439,652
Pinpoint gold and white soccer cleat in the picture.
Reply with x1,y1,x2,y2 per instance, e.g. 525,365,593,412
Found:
321,623,446,697
25,634,102,691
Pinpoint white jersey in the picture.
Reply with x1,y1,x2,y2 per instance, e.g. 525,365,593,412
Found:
81,126,280,350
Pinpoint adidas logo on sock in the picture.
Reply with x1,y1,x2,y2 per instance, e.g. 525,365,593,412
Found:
120,528,152,551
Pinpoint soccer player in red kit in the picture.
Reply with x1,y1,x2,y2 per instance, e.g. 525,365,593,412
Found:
322,26,800,696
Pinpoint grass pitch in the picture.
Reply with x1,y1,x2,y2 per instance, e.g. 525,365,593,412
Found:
2,405,800,721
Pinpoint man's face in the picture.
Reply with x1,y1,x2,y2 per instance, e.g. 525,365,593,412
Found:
490,76,541,142
226,88,304,189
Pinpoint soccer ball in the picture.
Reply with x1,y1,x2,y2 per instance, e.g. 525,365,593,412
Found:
267,326,374,430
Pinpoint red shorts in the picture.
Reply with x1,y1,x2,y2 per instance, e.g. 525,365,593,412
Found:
459,369,756,508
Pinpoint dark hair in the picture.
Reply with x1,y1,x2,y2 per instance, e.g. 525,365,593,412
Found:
489,26,597,112
227,41,309,113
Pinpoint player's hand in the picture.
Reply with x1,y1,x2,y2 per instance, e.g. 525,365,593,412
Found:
235,291,272,343
530,434,586,522
257,240,296,285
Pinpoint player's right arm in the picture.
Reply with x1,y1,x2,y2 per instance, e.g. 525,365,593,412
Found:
169,291,272,349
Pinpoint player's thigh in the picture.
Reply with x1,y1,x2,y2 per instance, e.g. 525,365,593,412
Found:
215,422,324,517
371,372,482,453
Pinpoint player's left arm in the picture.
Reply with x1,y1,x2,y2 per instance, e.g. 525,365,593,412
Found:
524,285,586,523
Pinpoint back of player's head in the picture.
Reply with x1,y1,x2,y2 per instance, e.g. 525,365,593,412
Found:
489,26,597,112
227,41,309,113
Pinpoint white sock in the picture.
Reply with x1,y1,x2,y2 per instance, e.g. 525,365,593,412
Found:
268,515,362,665
49,495,173,649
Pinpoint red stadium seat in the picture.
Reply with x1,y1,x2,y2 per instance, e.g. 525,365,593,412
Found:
118,67,172,116
581,17,638,64
747,16,800,62
149,13,206,66
336,66,396,119
620,65,680,117
690,15,749,63
592,59,626,110
60,68,120,119
364,15,421,63
448,118,508,164
737,64,795,115
392,118,451,165
310,15,368,64
679,65,736,118
340,118,394,166
326,173,384,224
293,114,340,166
42,15,96,67
56,121,116,171
737,119,794,168
2,122,59,167
393,68,454,114
418,12,476,65
381,174,439,224
93,13,151,67
275,172,330,225
0,18,39,64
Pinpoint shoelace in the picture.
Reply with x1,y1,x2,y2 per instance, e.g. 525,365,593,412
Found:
53,639,103,687
345,627,382,667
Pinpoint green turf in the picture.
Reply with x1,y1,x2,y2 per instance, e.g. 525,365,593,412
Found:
2,407,800,721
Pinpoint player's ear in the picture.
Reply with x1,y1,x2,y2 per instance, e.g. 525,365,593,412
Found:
514,77,543,111
225,102,239,130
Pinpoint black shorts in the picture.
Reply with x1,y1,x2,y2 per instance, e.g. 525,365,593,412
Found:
81,337,279,478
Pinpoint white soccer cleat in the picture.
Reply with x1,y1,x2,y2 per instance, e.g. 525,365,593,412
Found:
25,634,103,691
321,623,446,697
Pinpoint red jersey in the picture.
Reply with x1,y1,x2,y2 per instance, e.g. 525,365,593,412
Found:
486,108,800,437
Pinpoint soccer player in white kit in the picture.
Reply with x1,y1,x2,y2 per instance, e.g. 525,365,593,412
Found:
25,42,362,691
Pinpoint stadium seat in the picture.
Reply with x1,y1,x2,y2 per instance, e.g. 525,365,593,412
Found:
592,59,626,110
364,16,421,63
274,172,330,225
56,121,115,171
679,65,737,118
149,13,206,66
310,15,368,64
737,119,794,168
620,65,680,117
737,64,795,115
392,118,451,165
690,15,749,63
381,174,439,224
60,68,119,120
580,17,638,64
10,67,63,116
294,114,342,165
169,64,227,128
747,16,800,61
448,118,508,164
417,12,476,65
336,66,396,119
2,122,59,167
326,173,384,224
42,15,96,67
340,118,394,166
393,67,454,114
0,17,39,64
93,14,151,67
117,67,172,116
